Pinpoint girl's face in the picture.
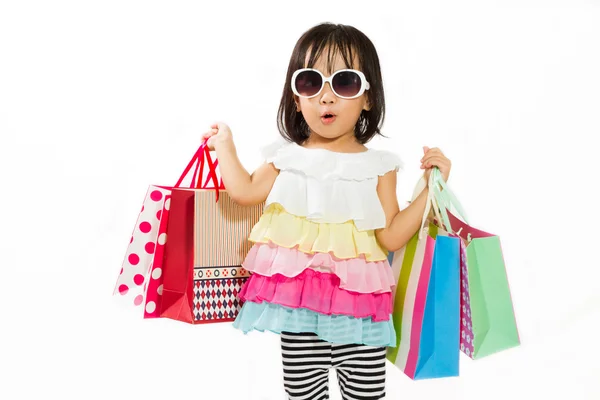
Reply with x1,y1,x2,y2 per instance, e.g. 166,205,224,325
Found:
294,49,370,144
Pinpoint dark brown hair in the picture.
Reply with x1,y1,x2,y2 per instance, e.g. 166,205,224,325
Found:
277,23,386,145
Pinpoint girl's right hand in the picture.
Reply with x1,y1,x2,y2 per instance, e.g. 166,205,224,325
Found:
201,122,234,151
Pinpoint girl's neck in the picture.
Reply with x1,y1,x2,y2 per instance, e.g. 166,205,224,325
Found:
303,131,367,154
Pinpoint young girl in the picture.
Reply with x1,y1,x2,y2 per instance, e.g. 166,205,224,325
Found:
202,23,452,400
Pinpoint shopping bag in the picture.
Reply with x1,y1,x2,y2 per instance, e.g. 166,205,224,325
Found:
159,149,264,324
112,186,171,317
431,170,520,359
386,172,461,380
140,193,171,317
448,210,520,359
113,142,216,317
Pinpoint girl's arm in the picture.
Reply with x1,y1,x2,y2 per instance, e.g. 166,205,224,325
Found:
204,123,279,206
375,146,451,252
375,170,430,252
215,141,278,206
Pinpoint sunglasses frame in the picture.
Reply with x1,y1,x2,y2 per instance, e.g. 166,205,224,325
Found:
291,68,370,100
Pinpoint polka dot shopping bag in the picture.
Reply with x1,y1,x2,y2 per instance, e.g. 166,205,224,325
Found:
112,142,220,319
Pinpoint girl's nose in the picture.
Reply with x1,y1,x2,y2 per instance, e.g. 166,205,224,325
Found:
320,82,336,104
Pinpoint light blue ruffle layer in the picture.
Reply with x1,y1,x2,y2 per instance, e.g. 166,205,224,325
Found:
232,301,397,347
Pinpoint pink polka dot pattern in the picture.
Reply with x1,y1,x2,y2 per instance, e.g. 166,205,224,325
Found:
134,295,144,306
118,284,129,295
150,190,163,202
459,238,475,359
113,185,171,313
145,301,156,314
151,268,162,280
144,193,171,318
139,221,151,233
145,242,155,254
133,274,145,285
128,253,140,265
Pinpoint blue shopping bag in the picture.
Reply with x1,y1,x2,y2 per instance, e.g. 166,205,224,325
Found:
387,170,461,380
414,233,460,379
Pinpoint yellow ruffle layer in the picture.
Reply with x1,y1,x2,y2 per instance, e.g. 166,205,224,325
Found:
248,204,388,262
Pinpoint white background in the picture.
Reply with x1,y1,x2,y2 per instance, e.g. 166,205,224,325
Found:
1,0,599,399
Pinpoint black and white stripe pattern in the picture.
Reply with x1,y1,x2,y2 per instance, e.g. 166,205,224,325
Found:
281,331,387,400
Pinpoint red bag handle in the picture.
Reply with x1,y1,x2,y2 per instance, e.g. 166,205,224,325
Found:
174,139,225,200
174,146,202,188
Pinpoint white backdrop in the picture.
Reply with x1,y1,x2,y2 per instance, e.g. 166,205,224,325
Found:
1,1,599,399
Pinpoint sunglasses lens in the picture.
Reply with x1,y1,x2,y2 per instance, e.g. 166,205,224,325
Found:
332,71,362,98
294,70,322,97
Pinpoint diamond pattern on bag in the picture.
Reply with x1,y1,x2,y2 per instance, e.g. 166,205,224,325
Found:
192,272,248,323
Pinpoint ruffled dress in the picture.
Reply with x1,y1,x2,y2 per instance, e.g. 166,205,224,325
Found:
232,140,403,347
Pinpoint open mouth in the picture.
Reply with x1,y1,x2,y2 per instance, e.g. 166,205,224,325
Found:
321,113,336,124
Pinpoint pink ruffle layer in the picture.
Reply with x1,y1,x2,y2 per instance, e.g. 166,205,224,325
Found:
239,268,392,322
242,242,395,294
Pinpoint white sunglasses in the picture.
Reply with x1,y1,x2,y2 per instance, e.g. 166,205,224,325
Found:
291,68,370,100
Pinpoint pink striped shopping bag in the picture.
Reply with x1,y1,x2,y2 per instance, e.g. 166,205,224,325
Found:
386,172,460,380
386,223,460,380
158,158,264,325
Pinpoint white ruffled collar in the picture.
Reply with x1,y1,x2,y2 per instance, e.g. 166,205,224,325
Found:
262,139,403,181
290,142,372,156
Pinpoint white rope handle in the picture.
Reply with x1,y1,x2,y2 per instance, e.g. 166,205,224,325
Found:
417,171,441,238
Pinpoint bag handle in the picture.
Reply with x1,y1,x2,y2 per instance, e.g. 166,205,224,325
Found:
174,145,203,188
417,169,446,238
433,168,468,221
429,167,469,234
416,167,467,236
198,146,225,192
174,139,224,200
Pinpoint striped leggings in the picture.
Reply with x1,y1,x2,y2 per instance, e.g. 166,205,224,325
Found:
280,331,387,400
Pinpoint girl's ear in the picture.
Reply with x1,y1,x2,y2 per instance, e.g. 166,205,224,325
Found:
362,97,371,111
294,95,301,112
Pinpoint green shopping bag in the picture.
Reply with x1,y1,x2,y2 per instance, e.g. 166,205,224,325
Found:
429,169,520,359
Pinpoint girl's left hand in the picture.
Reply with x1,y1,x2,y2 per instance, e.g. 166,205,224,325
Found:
420,146,452,183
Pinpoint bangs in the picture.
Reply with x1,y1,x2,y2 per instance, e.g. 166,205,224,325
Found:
293,24,368,74
304,36,358,74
